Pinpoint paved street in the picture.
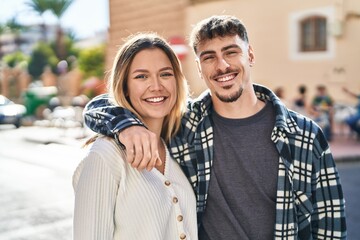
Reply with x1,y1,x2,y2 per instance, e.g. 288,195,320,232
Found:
0,125,359,239
0,126,87,240
337,161,360,239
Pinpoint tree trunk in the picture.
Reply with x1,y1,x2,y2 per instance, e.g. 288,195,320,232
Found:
56,25,66,60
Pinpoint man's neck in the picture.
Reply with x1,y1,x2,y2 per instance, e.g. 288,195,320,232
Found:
212,88,265,119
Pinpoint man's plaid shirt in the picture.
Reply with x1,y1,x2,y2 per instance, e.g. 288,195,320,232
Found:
84,84,346,239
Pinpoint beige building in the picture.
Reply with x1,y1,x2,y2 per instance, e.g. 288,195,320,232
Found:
107,0,360,106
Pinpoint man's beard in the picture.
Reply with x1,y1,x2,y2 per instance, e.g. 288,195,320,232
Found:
215,85,243,103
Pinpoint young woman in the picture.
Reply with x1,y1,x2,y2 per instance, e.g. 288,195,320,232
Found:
72,33,197,240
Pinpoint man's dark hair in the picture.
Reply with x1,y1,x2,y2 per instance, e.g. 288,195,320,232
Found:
189,15,249,53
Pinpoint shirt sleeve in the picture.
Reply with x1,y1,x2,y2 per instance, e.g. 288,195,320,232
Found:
83,94,145,137
172,95,210,145
73,153,119,240
311,138,347,239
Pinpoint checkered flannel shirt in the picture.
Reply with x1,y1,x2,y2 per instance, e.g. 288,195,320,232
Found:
84,84,347,239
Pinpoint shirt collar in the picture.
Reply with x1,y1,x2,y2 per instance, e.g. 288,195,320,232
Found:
195,84,301,135
254,84,300,134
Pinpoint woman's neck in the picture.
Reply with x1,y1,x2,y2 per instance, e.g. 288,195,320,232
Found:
143,118,163,138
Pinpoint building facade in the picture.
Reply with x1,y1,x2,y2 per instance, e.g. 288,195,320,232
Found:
107,0,360,106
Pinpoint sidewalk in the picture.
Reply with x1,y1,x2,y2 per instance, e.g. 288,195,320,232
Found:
330,133,360,162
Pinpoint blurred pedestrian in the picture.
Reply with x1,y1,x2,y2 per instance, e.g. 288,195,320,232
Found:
274,86,290,107
311,84,334,141
293,84,310,116
343,86,360,138
72,33,197,240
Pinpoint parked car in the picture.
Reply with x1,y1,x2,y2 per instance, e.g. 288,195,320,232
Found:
0,95,27,128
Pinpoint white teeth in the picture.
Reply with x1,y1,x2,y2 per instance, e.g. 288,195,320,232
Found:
217,75,234,82
146,97,165,103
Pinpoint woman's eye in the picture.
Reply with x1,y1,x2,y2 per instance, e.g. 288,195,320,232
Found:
134,74,147,79
160,72,174,77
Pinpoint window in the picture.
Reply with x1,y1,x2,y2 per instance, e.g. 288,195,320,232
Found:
300,16,327,52
289,6,335,60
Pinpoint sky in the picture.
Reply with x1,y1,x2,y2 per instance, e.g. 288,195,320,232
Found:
0,0,109,39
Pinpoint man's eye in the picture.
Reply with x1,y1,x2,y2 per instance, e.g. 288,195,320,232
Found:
226,51,238,56
202,55,214,62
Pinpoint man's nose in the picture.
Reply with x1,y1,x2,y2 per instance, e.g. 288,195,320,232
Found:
216,58,230,72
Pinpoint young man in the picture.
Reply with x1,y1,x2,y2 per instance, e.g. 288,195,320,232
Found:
84,15,346,239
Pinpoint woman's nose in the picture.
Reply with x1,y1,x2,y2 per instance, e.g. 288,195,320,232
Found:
149,77,163,91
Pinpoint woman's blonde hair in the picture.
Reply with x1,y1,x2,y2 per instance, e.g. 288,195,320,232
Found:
107,32,188,143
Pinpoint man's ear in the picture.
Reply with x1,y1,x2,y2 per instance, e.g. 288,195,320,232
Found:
248,45,255,66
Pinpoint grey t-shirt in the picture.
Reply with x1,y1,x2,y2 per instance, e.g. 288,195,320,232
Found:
199,101,279,240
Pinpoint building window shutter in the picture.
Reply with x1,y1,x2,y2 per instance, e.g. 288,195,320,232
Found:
300,16,327,52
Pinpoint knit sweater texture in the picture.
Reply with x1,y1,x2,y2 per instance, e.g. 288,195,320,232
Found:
73,137,198,240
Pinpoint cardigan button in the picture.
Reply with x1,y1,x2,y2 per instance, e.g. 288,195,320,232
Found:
180,233,186,239
177,215,183,222
164,180,171,186
173,197,178,203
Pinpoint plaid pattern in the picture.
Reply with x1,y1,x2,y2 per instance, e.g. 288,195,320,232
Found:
84,95,145,137
84,84,347,239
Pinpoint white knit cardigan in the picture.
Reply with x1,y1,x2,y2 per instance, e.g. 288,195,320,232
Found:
73,137,198,240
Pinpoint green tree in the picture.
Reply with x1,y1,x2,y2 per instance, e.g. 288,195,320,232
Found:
28,42,58,79
0,23,5,58
64,30,80,66
77,45,105,79
27,0,74,60
0,23,5,33
26,0,50,41
50,32,80,69
3,17,28,52
2,51,29,68
48,0,74,60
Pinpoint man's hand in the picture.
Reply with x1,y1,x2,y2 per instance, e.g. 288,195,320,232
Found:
118,126,162,171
